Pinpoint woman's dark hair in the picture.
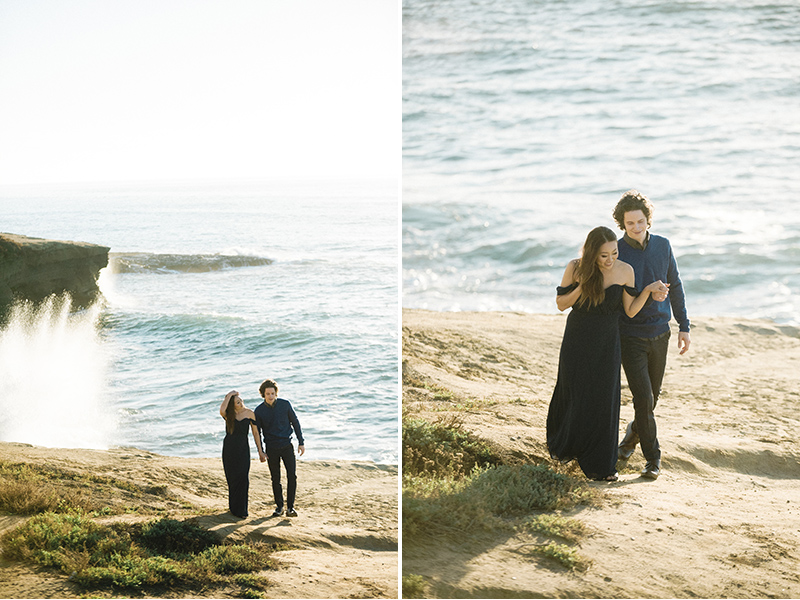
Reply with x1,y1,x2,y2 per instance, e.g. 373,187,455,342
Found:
225,394,238,434
575,226,617,307
612,189,654,230
259,379,279,398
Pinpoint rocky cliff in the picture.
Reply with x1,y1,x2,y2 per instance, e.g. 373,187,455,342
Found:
0,233,109,317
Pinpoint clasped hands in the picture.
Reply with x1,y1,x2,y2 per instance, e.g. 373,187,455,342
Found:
646,280,670,302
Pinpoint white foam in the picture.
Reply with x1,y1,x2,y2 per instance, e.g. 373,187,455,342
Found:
0,295,116,449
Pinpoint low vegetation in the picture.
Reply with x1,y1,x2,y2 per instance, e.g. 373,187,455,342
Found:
402,415,501,478
0,460,281,598
403,375,599,583
0,234,23,259
0,460,188,516
1,512,278,598
402,573,429,599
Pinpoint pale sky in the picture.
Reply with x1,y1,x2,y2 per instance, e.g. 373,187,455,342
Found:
0,0,399,185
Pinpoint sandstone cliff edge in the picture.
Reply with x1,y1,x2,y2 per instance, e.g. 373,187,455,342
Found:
0,232,109,317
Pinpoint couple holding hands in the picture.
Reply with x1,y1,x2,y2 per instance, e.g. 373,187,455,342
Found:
220,378,305,519
547,190,691,482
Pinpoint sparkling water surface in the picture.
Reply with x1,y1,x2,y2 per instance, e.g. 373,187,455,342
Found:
403,0,800,326
0,179,398,463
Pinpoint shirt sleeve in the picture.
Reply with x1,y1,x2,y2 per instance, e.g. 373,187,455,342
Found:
666,242,691,332
252,406,263,435
288,404,305,446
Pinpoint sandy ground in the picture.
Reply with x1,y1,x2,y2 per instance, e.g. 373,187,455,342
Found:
0,443,398,599
403,308,800,599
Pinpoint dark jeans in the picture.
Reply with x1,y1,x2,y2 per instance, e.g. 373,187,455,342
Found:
267,443,297,510
620,331,670,463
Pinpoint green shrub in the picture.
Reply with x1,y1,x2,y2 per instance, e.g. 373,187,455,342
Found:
135,517,217,557
402,573,429,598
403,417,501,478
403,464,595,541
527,541,590,571
74,554,185,588
194,543,275,574
403,474,490,538
470,464,590,514
1,512,113,566
520,514,587,544
0,513,275,594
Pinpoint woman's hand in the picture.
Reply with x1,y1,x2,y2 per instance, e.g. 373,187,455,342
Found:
220,390,239,417
624,279,666,318
647,280,670,302
644,280,667,296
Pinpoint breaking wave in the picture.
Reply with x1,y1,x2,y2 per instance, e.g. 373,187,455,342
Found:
109,253,273,274
0,295,116,449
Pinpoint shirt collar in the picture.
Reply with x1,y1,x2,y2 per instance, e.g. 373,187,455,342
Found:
623,230,650,250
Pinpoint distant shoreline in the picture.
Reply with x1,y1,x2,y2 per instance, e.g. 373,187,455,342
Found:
0,442,399,467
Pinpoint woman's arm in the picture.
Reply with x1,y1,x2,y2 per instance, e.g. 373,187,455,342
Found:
622,269,664,317
556,259,582,312
248,417,267,462
219,390,238,418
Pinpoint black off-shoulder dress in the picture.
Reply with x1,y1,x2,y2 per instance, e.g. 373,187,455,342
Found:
547,283,638,480
222,417,254,518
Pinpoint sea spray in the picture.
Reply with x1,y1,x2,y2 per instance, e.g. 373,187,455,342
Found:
0,295,116,449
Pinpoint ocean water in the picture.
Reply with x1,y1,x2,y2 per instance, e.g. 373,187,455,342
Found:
0,179,399,464
403,0,800,325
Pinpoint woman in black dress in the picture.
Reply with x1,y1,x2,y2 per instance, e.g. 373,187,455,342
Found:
220,390,266,518
547,226,666,481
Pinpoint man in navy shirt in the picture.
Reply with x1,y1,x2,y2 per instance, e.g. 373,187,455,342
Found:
254,378,305,517
613,190,691,480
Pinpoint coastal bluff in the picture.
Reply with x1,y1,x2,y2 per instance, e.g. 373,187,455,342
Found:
0,443,398,599
0,232,109,315
403,309,800,599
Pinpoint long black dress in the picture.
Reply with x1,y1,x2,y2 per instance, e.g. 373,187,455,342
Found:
547,283,638,480
222,417,254,518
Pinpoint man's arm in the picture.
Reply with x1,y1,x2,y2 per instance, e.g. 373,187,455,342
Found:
288,405,305,456
666,242,691,354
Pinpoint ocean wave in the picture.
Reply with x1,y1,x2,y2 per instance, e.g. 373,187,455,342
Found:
109,252,273,274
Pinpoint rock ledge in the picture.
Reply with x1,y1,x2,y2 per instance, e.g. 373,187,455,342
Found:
0,232,109,317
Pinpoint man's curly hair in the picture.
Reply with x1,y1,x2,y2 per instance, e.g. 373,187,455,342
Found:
612,189,654,231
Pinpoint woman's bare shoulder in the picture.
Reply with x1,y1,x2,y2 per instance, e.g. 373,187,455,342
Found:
561,258,581,285
616,259,633,273
614,260,635,284
564,258,581,275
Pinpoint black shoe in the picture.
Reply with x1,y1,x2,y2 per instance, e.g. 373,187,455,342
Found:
286,508,298,517
272,507,284,517
618,421,639,460
641,461,660,480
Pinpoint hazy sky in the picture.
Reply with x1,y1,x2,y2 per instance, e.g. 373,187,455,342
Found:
0,0,399,185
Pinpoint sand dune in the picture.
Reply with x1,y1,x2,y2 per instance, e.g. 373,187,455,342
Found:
403,309,800,599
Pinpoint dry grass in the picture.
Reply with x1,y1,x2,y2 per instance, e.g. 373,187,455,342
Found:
0,460,189,516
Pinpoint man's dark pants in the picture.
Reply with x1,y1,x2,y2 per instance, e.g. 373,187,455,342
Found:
267,444,297,510
620,331,670,463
